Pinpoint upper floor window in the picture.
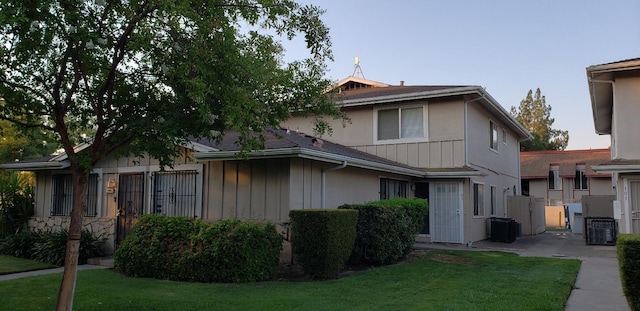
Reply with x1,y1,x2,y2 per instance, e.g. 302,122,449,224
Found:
575,164,588,190
473,183,484,216
376,106,425,142
380,178,407,200
502,128,507,145
490,121,498,151
51,174,99,217
548,164,561,190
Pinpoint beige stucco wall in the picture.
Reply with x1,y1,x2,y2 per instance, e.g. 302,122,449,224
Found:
612,76,640,160
526,177,613,206
284,108,375,146
283,99,466,169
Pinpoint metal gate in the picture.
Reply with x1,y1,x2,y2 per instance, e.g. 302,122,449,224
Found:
429,182,463,243
630,181,640,233
115,173,145,247
152,170,198,217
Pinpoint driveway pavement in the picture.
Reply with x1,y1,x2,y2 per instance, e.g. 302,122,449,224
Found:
416,231,629,311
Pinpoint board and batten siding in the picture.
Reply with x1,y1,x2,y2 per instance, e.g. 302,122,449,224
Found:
202,159,290,222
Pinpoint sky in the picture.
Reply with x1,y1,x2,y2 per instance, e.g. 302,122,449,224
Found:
281,0,640,150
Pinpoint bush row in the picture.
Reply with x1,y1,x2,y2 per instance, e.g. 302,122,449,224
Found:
0,229,104,265
114,214,283,283
289,209,358,278
339,198,428,265
617,234,640,310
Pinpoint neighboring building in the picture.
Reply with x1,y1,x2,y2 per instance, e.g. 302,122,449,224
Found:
520,149,613,205
587,57,640,234
1,76,531,251
283,76,531,244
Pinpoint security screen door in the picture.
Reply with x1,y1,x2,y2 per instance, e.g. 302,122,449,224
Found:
429,182,463,243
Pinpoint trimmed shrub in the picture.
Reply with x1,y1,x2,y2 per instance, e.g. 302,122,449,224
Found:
0,229,103,265
367,198,428,234
617,234,640,310
339,198,428,265
114,214,283,283
289,209,358,278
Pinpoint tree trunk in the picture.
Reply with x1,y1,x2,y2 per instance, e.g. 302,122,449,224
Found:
56,167,88,311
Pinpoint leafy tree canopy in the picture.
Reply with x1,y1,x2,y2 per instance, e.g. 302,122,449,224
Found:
0,1,343,309
0,119,59,164
510,88,569,151
0,0,343,171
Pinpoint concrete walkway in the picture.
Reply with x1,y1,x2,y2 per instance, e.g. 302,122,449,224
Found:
0,264,108,282
416,231,630,311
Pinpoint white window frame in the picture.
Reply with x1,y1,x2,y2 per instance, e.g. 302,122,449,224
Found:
548,164,561,190
374,104,428,144
490,120,498,152
473,182,485,217
490,185,497,216
575,164,588,190
502,128,507,145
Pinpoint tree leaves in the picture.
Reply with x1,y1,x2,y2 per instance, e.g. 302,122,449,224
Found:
510,88,569,151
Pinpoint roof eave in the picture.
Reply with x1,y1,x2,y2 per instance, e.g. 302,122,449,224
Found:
193,148,426,177
0,161,70,171
592,164,640,173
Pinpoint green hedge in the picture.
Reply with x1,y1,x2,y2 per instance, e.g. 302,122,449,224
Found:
0,229,103,265
339,198,428,265
289,209,358,278
618,234,640,310
114,215,283,283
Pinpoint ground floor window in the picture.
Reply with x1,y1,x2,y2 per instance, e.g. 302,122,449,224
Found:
152,170,198,217
380,178,407,200
473,183,484,216
51,173,98,217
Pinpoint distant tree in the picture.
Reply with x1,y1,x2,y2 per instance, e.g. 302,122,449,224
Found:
0,119,59,165
0,1,343,309
510,88,569,151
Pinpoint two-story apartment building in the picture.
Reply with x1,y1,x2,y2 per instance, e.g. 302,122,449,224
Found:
1,76,530,251
284,76,531,244
520,149,612,205
588,57,640,234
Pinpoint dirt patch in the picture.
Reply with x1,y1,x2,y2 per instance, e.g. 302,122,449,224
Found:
276,249,431,282
429,253,473,264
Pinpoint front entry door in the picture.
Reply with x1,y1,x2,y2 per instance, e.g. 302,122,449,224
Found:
429,182,463,243
115,173,145,247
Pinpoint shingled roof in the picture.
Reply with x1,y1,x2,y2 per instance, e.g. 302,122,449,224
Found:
520,149,611,179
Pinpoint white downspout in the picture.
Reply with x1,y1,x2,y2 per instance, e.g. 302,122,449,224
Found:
321,161,347,208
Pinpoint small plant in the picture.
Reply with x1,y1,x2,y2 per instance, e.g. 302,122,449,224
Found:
0,230,42,259
31,229,104,266
0,172,35,238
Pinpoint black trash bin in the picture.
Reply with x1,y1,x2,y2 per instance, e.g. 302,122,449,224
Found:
491,217,518,243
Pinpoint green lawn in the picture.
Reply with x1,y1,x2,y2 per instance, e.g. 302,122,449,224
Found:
0,250,580,311
0,255,56,275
